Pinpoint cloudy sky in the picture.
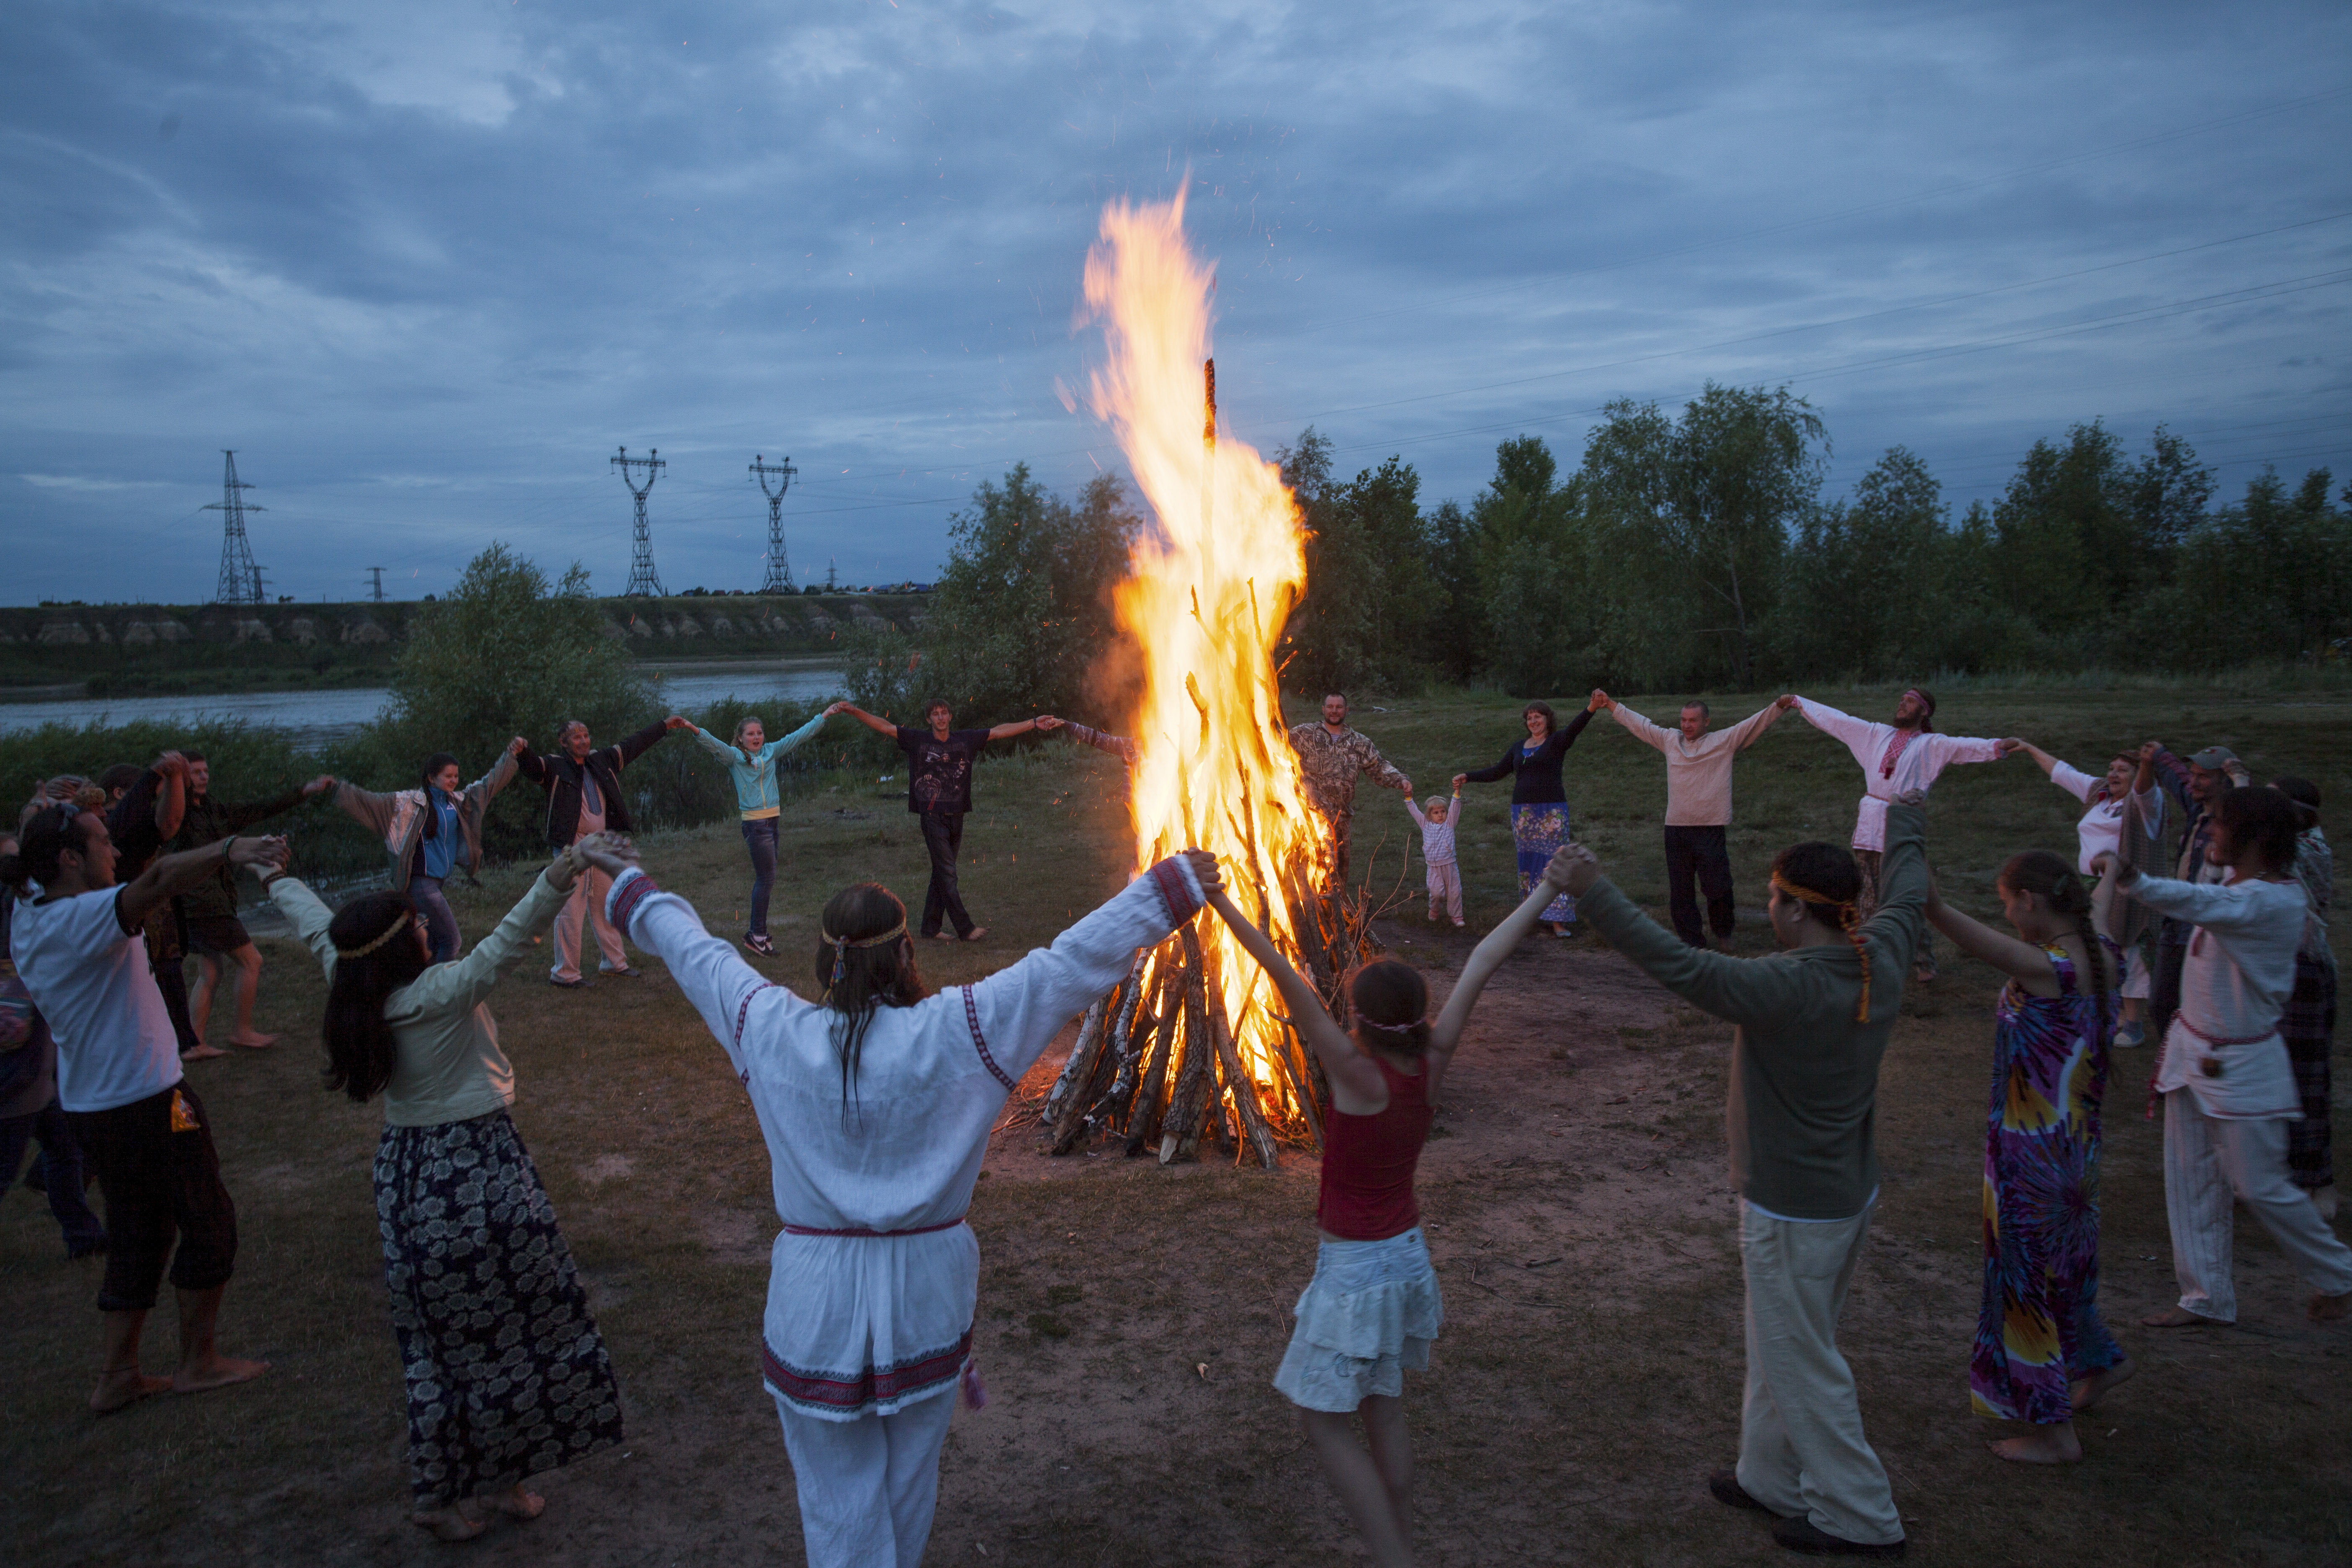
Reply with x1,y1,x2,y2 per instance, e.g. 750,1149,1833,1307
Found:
4,0,2347,604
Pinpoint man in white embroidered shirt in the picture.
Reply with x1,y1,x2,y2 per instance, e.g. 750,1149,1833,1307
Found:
1793,687,2011,982
2096,786,2352,1327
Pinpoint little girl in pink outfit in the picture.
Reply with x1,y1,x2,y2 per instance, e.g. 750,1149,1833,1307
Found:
1404,787,1464,925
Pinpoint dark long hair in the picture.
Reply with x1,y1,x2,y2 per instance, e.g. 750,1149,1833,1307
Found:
418,753,459,839
2219,786,2301,872
321,891,430,1103
1998,851,2112,1025
812,883,928,1117
0,805,93,894
1348,959,1431,1054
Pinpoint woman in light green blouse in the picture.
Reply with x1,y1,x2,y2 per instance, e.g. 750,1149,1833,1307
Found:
666,702,843,955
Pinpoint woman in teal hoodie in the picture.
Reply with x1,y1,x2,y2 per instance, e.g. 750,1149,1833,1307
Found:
665,702,843,954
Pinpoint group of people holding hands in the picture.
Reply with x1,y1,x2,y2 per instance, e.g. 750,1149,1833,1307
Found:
2,682,2345,1566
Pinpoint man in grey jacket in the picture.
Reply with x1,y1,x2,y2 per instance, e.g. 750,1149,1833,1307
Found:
332,739,525,962
1553,795,1929,1560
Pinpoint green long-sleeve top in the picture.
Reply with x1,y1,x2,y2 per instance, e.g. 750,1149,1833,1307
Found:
1576,800,1928,1219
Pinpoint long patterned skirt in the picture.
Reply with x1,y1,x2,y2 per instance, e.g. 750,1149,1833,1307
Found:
1971,956,2123,1426
376,1110,624,1506
2283,951,2337,1192
1511,804,1575,924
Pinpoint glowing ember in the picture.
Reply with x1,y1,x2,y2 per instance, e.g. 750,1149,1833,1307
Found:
1081,193,1324,1140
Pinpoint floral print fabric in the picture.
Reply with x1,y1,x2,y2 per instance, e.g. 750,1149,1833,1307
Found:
1512,804,1575,924
1971,948,2124,1426
376,1109,624,1504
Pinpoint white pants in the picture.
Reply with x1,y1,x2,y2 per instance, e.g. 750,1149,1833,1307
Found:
772,1390,957,1568
1736,1199,1903,1547
551,863,624,980
1424,861,1462,921
2162,1088,2352,1322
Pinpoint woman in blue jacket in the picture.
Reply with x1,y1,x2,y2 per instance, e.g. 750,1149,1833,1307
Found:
667,703,844,954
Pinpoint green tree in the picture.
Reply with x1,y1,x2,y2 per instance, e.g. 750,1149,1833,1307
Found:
1579,384,1826,688
846,464,1140,726
1468,436,1590,694
2163,466,2351,666
1278,430,1438,694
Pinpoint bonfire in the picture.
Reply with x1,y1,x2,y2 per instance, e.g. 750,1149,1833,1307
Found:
1038,196,1378,1166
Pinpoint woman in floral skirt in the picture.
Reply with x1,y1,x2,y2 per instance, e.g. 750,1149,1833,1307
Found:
261,838,625,1540
1454,695,1603,936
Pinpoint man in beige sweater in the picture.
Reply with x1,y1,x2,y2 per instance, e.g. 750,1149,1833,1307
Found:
1594,691,1795,948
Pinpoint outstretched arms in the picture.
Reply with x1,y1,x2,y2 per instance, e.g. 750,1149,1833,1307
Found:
120,834,287,932
836,703,903,740
1426,851,1578,1070
1924,872,2058,988
1204,886,1384,1114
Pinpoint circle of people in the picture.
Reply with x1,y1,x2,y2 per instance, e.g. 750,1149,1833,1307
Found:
0,685,2343,1565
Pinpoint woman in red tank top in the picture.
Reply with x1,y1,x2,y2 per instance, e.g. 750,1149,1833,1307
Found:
1206,848,1579,1568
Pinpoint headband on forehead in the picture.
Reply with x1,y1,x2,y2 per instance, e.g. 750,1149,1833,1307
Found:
335,911,413,960
1903,688,1936,732
1770,871,1873,1024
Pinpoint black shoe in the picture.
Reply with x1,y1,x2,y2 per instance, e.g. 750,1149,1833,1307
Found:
550,975,589,990
1772,1516,1906,1558
744,933,775,957
1710,1470,1780,1516
599,965,642,978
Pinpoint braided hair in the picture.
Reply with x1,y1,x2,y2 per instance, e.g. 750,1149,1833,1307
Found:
1769,841,1873,1021
1997,851,2112,1044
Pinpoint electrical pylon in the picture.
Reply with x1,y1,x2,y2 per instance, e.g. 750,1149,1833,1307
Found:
203,450,266,605
366,567,387,602
750,452,798,593
611,446,668,597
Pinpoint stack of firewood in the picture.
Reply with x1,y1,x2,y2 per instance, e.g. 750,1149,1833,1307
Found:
1036,874,1385,1168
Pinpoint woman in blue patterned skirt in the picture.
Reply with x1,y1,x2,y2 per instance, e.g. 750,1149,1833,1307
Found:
260,838,625,1540
1455,695,1603,936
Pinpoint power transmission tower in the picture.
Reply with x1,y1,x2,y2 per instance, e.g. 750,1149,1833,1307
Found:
750,452,798,593
365,567,387,602
825,557,838,591
611,446,668,597
203,450,266,605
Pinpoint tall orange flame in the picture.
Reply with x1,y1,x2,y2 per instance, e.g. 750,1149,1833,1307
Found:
1084,193,1320,1132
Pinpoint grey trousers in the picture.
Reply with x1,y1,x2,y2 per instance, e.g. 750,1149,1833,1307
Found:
1736,1198,1904,1547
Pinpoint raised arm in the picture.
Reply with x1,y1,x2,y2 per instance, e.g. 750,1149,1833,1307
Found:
685,722,740,764
1794,696,1877,763
222,776,334,831
837,703,902,740
1403,796,1429,828
151,754,188,840
764,707,833,758
1607,701,1671,752
609,718,672,771
259,868,340,976
1461,740,1518,785
406,855,581,1011
1203,886,1378,1112
1924,872,2055,988
1426,853,1577,1081
1551,706,1597,754
469,748,520,804
985,716,1044,742
119,834,286,932
2007,739,2060,780
1723,696,1793,752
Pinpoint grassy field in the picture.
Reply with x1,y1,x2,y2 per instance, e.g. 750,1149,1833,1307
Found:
3,683,2347,1567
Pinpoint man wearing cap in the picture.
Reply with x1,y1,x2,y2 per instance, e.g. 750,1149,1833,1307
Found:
1792,689,2011,983
2134,742,2251,1045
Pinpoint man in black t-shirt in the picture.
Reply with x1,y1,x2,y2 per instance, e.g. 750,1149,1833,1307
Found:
839,698,1044,941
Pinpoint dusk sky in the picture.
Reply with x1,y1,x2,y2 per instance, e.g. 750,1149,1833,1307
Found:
4,1,2347,605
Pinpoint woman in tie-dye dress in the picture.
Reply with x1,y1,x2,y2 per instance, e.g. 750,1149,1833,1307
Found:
1926,850,2134,1464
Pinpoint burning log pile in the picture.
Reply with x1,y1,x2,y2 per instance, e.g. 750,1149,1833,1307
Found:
1028,194,1385,1168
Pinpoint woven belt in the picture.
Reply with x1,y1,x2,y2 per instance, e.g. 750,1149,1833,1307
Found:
779,1215,967,1238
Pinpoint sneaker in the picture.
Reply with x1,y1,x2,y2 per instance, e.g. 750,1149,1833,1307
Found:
744,933,775,957
2112,1021,2146,1049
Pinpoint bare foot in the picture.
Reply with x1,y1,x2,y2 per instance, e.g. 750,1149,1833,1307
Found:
180,1043,228,1062
411,1506,487,1542
227,1031,278,1049
2071,1357,2137,1412
927,932,956,943
962,927,990,942
2311,1289,2351,1323
90,1370,174,1415
173,1354,268,1394
486,1485,546,1521
2141,1306,2219,1328
1990,1425,2082,1464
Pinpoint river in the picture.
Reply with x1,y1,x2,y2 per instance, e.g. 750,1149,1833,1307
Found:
0,660,846,748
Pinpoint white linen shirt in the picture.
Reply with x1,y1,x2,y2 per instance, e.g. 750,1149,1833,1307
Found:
2050,762,2131,875
2133,873,2306,1119
9,887,183,1114
610,856,1201,1421
1795,698,2004,853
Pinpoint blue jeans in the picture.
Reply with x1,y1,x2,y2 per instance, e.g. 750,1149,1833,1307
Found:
0,1101,106,1255
410,875,461,964
741,818,779,936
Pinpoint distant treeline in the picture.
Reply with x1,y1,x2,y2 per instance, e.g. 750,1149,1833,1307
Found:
841,382,2352,722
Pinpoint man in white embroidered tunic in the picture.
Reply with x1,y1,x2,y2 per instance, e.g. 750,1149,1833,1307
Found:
1793,689,2009,982
577,835,1217,1568
2097,787,2352,1328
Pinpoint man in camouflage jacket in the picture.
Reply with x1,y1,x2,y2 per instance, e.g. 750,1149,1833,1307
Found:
1287,693,1412,891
